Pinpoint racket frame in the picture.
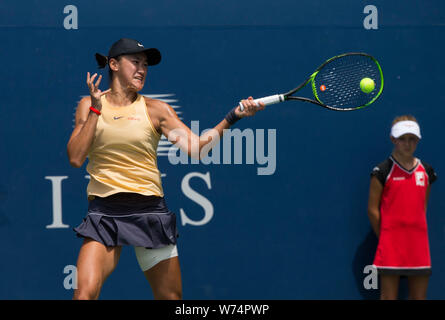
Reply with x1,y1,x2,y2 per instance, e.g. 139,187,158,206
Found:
239,52,384,112
283,52,384,111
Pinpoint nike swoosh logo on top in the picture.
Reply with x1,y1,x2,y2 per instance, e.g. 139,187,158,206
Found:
113,116,124,120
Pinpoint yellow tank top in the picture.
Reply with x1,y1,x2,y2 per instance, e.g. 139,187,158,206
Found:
86,94,164,199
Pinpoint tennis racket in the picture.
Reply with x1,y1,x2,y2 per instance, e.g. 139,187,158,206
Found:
239,52,383,112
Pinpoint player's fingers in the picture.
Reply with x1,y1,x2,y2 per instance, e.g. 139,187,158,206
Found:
87,81,94,93
94,75,103,88
100,88,112,96
257,101,266,110
240,99,248,112
248,99,258,111
241,99,253,112
89,74,97,89
90,73,98,85
240,98,259,114
87,72,90,84
247,97,257,111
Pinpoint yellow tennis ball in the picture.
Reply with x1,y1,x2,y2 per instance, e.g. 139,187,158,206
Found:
360,78,375,93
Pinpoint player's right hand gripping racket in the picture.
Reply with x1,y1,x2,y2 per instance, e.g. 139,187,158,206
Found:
239,52,383,112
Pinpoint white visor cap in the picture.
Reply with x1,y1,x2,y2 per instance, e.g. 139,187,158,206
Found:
391,120,421,139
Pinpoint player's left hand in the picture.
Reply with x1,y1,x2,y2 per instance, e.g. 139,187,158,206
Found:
235,97,265,118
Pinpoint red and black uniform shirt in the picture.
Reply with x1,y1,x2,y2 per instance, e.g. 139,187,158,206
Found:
371,156,437,276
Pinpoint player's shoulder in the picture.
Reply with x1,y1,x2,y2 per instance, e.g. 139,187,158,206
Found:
143,96,171,110
76,95,92,110
78,95,91,105
370,157,393,186
419,159,438,183
143,96,177,118
371,157,393,175
419,159,434,171
75,96,92,115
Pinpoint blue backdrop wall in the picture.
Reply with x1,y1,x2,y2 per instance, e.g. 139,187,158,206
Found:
0,0,444,299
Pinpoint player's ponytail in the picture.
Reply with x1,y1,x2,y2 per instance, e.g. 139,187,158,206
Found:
95,53,108,69
94,53,122,82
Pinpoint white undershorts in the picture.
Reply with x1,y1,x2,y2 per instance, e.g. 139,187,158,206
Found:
134,244,178,271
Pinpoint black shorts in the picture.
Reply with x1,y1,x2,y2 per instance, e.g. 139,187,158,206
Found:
377,267,432,277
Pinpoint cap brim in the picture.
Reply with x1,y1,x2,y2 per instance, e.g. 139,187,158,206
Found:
123,47,161,66
391,128,422,139
392,131,421,139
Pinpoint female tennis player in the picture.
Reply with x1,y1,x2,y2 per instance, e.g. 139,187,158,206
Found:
67,38,265,300
367,115,437,300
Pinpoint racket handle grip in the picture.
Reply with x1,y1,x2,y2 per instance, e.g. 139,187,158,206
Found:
239,94,284,112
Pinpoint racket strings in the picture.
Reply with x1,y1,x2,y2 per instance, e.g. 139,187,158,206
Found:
313,55,382,109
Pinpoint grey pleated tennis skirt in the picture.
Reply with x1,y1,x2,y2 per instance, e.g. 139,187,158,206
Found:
74,193,178,249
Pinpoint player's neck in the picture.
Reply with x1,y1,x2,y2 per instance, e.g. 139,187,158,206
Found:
391,152,417,170
107,81,138,106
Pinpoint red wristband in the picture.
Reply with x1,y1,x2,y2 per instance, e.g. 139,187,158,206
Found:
89,106,101,115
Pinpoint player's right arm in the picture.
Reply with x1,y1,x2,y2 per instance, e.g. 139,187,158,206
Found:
67,96,98,167
67,72,111,168
367,176,383,238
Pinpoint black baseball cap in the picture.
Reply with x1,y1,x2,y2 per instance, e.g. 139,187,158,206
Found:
95,38,161,69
